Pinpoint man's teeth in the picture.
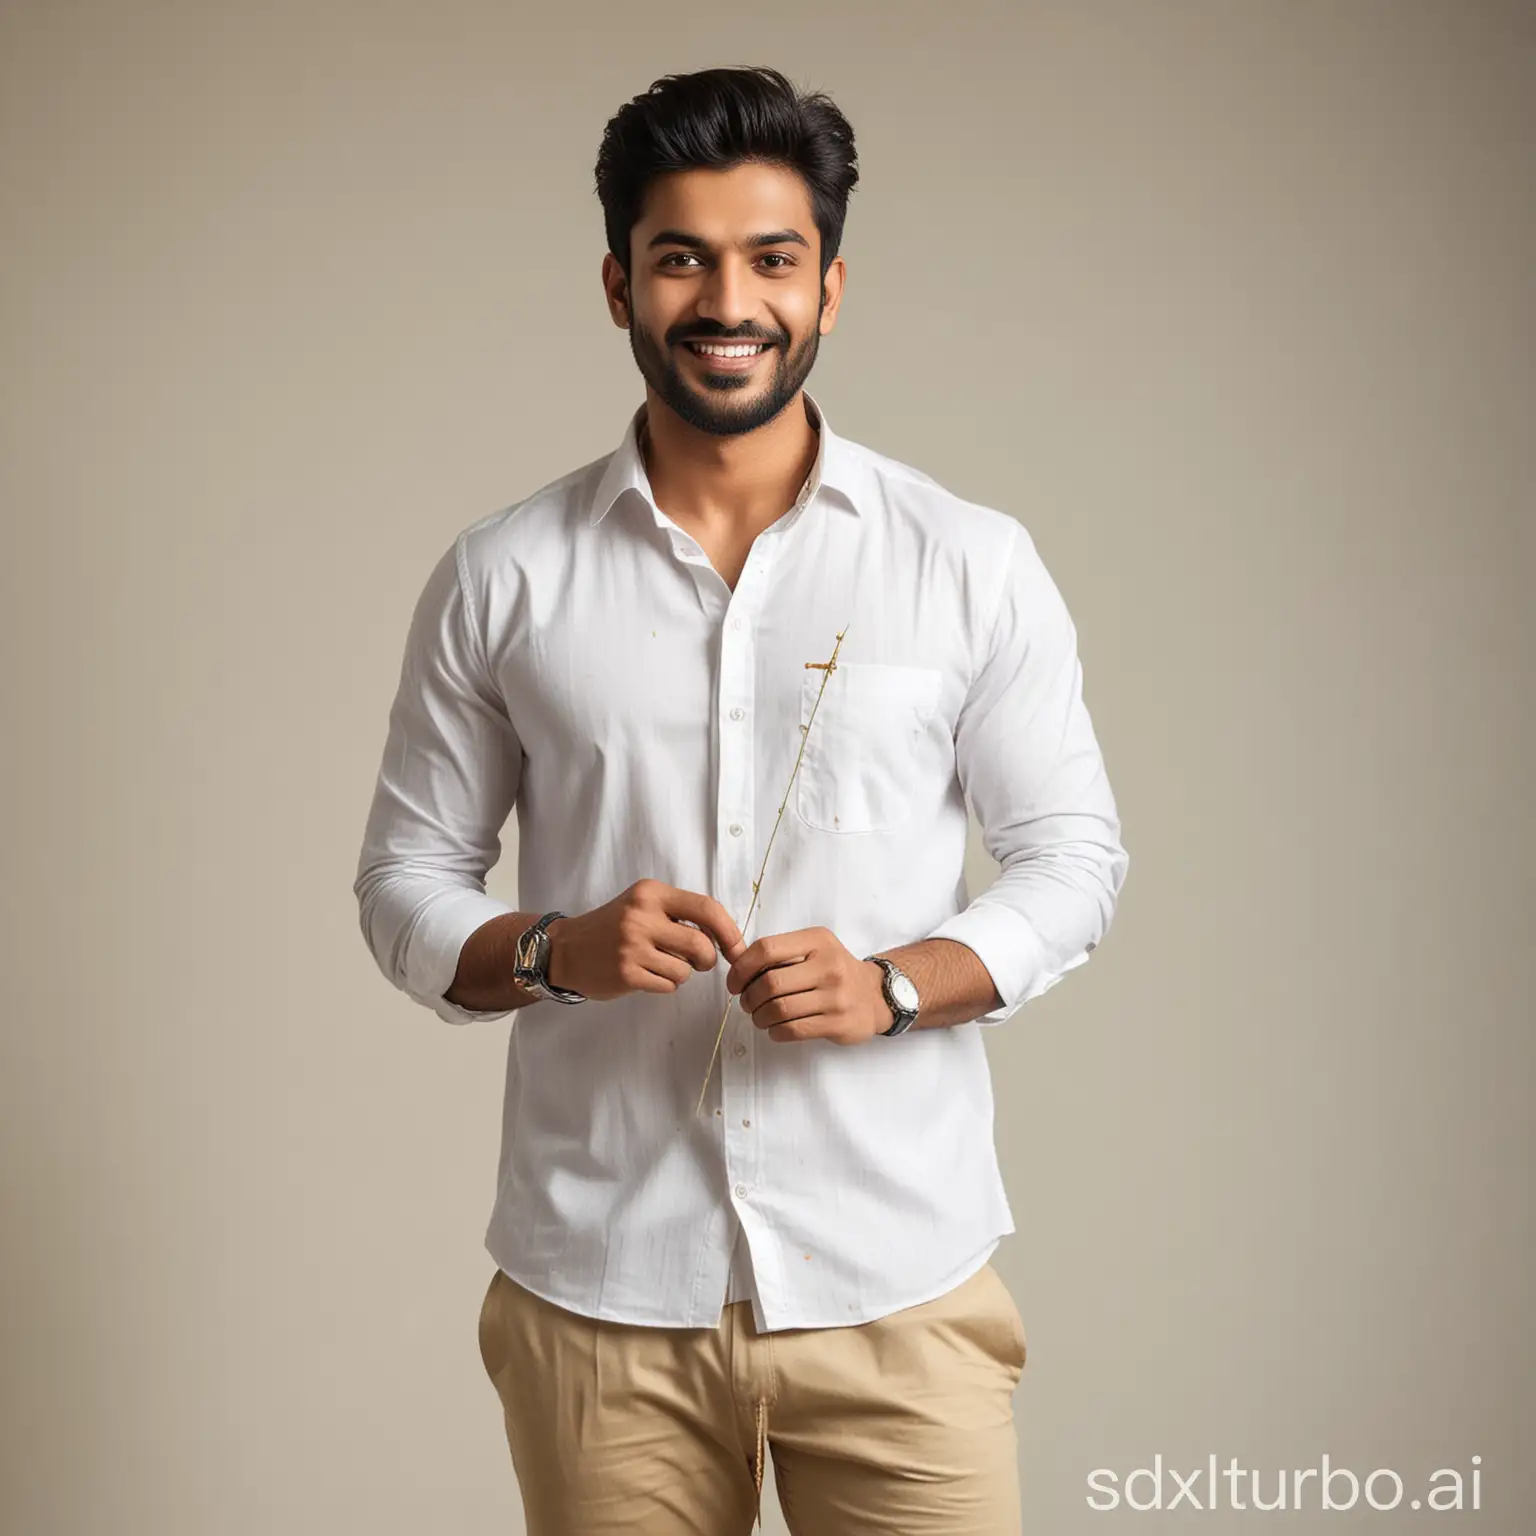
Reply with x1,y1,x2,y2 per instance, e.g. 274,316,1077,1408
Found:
688,343,767,357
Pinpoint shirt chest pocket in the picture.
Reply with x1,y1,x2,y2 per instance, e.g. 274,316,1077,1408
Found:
794,661,944,834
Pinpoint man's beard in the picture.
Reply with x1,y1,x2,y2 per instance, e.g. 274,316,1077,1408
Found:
627,292,825,439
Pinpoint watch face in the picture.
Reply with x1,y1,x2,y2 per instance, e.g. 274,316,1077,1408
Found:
890,972,920,1012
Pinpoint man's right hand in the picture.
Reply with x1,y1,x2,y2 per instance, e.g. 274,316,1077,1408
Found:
546,879,747,1002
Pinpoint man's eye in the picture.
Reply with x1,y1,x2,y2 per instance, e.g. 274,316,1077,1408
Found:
659,253,794,270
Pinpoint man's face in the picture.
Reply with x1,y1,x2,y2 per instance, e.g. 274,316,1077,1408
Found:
605,162,844,438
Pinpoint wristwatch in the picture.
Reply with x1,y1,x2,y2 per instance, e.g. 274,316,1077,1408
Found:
864,953,920,1036
513,911,588,1004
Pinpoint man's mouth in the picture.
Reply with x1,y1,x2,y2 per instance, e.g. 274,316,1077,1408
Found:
680,340,773,370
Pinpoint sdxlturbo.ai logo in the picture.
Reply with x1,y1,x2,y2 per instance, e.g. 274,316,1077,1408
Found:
1086,1454,1482,1513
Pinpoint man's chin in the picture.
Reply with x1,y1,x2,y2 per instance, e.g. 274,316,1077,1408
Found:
662,384,783,436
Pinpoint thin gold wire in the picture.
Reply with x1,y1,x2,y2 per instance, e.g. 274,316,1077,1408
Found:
692,624,851,1117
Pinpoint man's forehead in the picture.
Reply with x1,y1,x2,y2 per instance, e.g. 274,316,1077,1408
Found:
637,165,816,229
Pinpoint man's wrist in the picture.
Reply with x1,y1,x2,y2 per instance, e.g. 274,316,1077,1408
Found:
871,938,1002,1031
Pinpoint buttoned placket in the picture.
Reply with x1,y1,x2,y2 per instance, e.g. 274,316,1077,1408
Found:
716,543,776,1307
712,525,806,1511
716,471,823,1330
653,466,819,1330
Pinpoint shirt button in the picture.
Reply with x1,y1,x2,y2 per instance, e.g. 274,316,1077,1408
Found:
729,822,743,836
742,1118,751,1128
733,1043,747,1057
735,1183,748,1198
731,616,744,631
730,706,745,721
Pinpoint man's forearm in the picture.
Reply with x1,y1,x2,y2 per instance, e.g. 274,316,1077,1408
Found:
875,937,1005,1031
448,919,1005,1029
443,910,553,1013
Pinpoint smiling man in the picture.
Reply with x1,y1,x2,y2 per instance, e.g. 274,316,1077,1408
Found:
353,64,1128,1535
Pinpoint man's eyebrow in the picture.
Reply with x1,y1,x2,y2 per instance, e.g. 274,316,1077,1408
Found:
645,228,811,253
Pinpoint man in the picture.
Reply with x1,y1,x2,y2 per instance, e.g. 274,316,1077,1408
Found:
354,64,1128,1535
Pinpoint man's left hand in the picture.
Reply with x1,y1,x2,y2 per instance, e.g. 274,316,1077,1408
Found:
724,927,890,1045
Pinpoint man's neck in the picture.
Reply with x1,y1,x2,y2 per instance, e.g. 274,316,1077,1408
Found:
639,393,818,532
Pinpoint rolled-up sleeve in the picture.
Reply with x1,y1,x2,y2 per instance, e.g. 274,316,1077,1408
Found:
928,520,1129,1026
352,534,523,1024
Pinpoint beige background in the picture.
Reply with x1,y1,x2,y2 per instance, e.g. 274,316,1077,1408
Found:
3,1,1531,1531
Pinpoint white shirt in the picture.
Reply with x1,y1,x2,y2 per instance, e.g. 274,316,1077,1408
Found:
353,390,1128,1332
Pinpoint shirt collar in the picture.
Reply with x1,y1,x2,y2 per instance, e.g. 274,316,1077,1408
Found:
586,388,870,528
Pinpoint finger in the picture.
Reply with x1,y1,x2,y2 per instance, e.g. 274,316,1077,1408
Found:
739,953,813,1002
641,947,695,988
727,936,786,994
749,987,833,1030
767,1023,813,1043
704,896,746,959
727,929,822,994
741,958,819,1012
663,918,723,972
628,965,682,994
672,890,745,961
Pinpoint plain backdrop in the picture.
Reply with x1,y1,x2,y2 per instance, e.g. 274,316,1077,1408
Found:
3,1,1531,1531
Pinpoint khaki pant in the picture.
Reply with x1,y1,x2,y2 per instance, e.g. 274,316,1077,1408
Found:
477,1258,1027,1534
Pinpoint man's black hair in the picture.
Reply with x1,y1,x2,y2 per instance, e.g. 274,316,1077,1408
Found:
594,65,859,283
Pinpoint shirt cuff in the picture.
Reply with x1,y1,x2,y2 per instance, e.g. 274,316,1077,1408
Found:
926,902,1046,1028
409,887,524,1024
